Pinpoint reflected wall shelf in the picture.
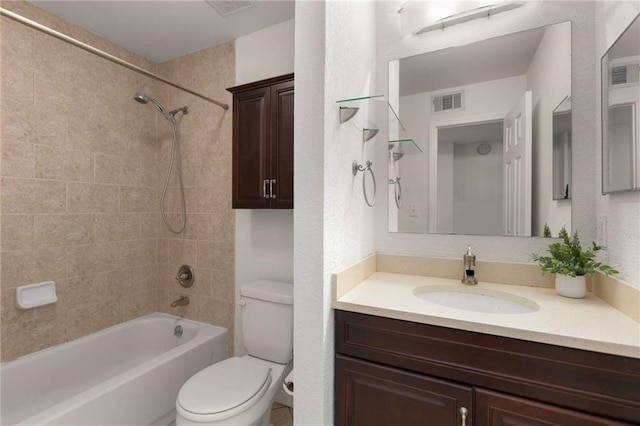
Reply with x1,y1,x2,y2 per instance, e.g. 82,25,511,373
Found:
339,106,359,124
389,139,423,157
336,95,406,142
363,128,379,142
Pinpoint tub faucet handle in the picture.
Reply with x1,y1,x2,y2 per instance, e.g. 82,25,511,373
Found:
175,265,194,288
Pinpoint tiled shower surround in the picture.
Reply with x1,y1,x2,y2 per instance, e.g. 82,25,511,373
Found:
0,1,235,361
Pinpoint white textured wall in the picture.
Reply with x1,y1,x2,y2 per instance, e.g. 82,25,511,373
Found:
375,1,598,265
293,1,327,423
233,21,295,355
235,19,295,85
527,22,572,237
294,0,377,423
596,1,640,287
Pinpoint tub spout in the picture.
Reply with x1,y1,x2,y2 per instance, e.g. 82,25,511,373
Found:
171,296,189,307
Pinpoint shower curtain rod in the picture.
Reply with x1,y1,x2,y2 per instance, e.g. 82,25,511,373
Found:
0,7,229,110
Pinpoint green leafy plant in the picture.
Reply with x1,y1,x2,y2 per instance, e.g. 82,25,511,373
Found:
532,227,619,277
543,223,552,238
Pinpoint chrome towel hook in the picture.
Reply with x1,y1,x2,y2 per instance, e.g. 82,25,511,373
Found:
352,160,376,207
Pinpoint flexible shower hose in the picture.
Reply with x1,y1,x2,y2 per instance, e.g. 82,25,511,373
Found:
161,116,187,234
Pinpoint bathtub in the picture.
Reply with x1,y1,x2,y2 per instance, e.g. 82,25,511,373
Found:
1,313,227,425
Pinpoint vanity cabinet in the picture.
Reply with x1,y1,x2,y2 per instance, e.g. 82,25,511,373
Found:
336,355,472,426
227,74,294,209
335,310,640,426
475,389,627,426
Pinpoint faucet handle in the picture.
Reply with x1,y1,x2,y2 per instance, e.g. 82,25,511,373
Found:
175,265,194,288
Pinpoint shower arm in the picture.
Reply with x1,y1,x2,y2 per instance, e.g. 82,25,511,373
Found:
0,7,229,111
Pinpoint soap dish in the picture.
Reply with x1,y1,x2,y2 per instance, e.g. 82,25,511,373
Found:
16,281,57,309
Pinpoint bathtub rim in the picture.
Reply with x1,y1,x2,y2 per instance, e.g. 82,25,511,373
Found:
1,312,226,366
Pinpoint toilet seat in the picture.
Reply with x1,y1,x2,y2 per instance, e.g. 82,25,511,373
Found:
176,357,272,423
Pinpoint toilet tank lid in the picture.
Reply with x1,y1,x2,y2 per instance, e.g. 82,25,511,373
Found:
241,280,293,305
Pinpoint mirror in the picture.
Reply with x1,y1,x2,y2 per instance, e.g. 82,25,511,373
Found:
602,13,640,194
388,22,572,237
553,96,572,200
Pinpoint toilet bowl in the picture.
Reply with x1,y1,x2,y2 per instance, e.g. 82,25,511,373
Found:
176,356,287,426
175,280,293,426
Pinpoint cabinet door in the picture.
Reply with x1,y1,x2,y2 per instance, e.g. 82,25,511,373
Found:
476,389,631,426
270,80,294,208
232,85,271,209
336,355,473,426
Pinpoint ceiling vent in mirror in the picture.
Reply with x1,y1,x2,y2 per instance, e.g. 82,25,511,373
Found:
432,90,464,114
610,63,640,86
206,0,257,17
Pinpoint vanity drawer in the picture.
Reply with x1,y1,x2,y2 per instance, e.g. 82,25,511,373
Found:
335,310,640,424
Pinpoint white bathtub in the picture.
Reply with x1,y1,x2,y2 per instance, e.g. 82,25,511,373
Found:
1,313,227,425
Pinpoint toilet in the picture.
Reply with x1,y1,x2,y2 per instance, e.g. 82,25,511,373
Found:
176,280,293,426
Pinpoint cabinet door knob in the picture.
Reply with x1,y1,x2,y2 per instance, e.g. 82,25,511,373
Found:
263,179,268,198
270,179,276,199
459,407,468,426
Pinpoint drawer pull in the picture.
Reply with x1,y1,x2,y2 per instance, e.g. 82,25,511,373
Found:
459,407,468,426
263,179,268,198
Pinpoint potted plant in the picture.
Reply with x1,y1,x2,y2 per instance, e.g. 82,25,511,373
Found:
532,227,618,298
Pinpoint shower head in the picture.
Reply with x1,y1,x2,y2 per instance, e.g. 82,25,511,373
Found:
134,92,168,116
134,92,189,119
133,92,149,104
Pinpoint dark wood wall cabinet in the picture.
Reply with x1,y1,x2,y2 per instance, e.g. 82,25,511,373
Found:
227,73,294,209
335,310,640,426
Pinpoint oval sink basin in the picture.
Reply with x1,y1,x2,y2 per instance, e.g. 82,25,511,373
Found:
414,286,540,314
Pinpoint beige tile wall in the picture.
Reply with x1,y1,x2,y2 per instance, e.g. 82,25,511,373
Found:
1,1,161,361
156,44,236,356
1,1,236,361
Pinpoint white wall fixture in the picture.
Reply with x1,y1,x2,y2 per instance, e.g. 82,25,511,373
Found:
401,2,525,35
16,281,57,309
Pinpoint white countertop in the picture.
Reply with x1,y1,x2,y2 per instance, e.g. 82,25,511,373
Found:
333,272,640,359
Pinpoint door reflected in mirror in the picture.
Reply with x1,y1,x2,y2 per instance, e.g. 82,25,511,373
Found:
553,96,572,200
602,13,640,194
388,22,572,237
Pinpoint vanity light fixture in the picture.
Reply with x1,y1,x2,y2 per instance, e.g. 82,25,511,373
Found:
413,2,525,35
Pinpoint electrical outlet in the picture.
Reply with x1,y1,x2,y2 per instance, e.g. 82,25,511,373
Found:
409,203,418,217
597,216,607,246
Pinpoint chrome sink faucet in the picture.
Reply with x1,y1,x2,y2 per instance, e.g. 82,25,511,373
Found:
462,245,478,285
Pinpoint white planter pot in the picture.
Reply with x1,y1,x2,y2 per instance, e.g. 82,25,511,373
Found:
555,274,587,298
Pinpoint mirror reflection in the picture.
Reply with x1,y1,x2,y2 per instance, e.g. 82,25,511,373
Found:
388,21,572,237
553,96,572,200
602,13,640,194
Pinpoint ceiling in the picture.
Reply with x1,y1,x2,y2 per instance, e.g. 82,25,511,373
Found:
399,26,545,96
29,0,295,63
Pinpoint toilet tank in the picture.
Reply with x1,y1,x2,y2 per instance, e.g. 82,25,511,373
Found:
240,280,293,364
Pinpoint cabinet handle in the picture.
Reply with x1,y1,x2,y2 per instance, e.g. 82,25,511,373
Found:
459,407,468,426
270,179,276,199
263,179,268,198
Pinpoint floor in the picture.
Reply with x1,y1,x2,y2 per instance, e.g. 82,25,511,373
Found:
271,402,294,426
